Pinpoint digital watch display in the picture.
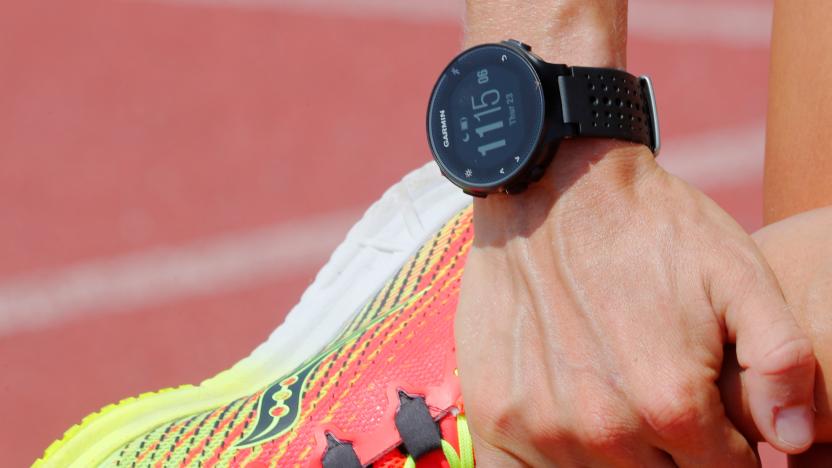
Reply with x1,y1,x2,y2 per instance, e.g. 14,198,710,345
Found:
427,40,660,197
427,44,545,189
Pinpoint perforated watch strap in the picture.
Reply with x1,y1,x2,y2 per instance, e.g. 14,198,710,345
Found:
558,66,659,153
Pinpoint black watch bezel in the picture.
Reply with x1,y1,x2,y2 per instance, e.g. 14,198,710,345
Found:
426,41,564,197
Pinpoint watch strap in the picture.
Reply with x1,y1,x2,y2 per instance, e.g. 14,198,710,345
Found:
557,66,660,155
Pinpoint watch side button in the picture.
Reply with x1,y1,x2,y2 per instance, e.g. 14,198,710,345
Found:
505,39,531,51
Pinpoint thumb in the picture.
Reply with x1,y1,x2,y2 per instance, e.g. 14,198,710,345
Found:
724,269,816,454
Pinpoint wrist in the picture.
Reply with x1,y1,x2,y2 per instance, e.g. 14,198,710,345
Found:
472,141,660,244
464,0,627,68
463,0,654,237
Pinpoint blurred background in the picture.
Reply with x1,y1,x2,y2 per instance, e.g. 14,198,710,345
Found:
0,0,781,466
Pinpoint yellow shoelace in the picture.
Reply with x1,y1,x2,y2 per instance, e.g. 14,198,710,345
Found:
403,414,474,468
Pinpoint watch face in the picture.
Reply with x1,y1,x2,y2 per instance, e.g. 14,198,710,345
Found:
427,43,546,190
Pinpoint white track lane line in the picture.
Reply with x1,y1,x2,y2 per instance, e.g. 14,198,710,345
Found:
157,0,772,46
0,211,360,336
0,124,765,336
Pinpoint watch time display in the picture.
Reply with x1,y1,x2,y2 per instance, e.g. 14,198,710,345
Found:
427,44,546,189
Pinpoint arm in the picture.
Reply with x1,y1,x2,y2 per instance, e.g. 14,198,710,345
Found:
464,0,628,68
761,0,832,463
720,207,832,447
456,1,816,465
763,0,832,224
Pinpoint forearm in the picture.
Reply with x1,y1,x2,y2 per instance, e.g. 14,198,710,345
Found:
464,0,627,68
762,3,832,462
764,0,832,224
464,0,657,234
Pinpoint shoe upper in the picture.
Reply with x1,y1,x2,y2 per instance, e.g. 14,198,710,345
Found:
99,207,474,467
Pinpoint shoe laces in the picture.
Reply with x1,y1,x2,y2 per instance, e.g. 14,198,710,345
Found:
403,414,474,468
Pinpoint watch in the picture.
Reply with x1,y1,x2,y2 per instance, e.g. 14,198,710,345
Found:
426,39,660,197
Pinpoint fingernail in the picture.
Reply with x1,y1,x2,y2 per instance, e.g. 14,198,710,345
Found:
775,406,814,449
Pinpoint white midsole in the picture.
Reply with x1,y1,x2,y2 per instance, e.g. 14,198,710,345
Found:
43,162,469,467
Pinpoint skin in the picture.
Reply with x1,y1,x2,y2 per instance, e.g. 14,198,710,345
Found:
455,0,817,465
764,0,832,224
763,0,832,464
718,208,832,459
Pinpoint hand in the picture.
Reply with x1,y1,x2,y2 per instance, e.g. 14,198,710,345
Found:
750,207,832,466
455,141,817,466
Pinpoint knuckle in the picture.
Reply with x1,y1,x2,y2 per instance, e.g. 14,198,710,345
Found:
638,383,702,438
527,421,571,453
757,333,815,377
720,247,766,299
580,416,631,452
468,397,522,444
524,409,571,449
470,394,568,449
569,400,633,453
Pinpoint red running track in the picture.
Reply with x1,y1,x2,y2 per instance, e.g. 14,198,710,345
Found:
0,0,784,466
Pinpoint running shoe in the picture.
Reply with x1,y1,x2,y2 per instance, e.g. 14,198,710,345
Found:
34,162,477,467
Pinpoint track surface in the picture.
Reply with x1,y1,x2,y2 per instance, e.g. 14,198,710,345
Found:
0,0,787,466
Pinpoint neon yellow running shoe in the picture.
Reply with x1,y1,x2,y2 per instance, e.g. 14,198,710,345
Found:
35,163,477,467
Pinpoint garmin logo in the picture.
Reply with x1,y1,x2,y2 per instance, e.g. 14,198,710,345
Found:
439,109,450,147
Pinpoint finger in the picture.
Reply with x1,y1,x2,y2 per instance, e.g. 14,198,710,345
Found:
642,448,679,468
575,446,678,468
567,390,678,468
580,444,679,468
718,344,763,442
641,379,757,468
725,271,817,454
663,410,758,468
467,430,526,468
